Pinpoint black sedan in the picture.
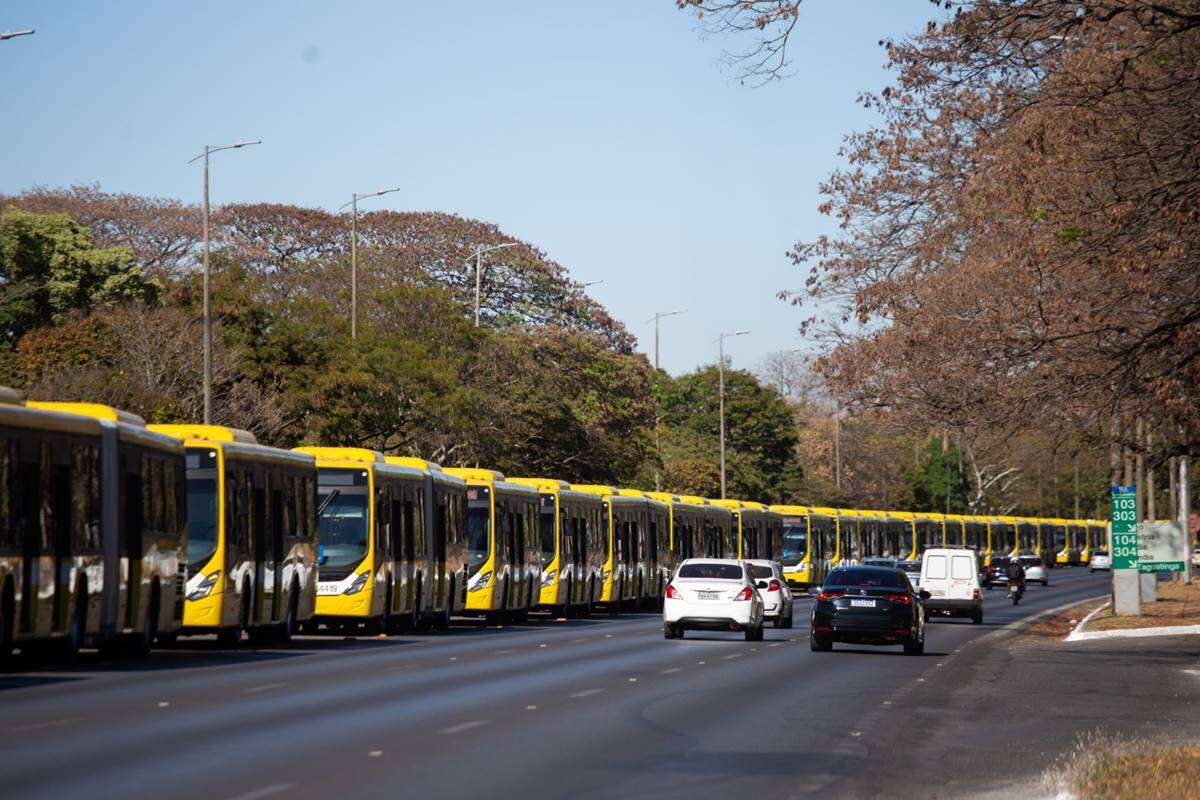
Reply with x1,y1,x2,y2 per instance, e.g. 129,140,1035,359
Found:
810,566,929,655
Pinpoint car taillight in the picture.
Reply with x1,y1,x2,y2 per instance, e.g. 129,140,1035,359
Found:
734,587,753,601
817,590,844,602
883,593,911,605
767,580,781,592
973,589,981,601
665,584,681,599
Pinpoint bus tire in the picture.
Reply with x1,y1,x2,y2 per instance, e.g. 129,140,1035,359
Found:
0,579,14,667
279,581,299,644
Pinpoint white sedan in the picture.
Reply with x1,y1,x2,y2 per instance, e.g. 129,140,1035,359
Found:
1089,550,1111,572
1018,555,1049,586
664,559,765,641
745,559,794,628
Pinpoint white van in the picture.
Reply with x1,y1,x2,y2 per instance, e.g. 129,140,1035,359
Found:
919,548,983,624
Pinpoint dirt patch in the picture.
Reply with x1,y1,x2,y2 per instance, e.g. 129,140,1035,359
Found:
1021,598,1106,640
1046,734,1200,800
1086,580,1200,632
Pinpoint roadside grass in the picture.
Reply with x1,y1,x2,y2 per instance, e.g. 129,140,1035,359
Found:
1086,580,1200,632
1045,733,1200,800
1022,598,1102,640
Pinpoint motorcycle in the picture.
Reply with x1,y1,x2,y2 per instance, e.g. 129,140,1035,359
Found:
1009,582,1024,605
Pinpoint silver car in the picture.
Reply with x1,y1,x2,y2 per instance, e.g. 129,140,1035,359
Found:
1018,555,1049,586
897,560,922,588
745,560,794,628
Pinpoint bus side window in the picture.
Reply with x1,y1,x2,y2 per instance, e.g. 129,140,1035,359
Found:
403,491,415,563
0,438,12,552
413,490,425,560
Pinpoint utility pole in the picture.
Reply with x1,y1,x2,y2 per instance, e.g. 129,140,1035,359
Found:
648,310,685,492
943,430,950,515
834,410,842,495
1181,455,1191,584
1073,452,1080,519
188,140,261,424
471,242,519,327
339,186,400,339
717,330,749,499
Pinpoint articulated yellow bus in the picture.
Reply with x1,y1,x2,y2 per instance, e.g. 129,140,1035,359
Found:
703,502,736,559
887,511,918,561
149,425,318,645
1067,519,1087,565
654,493,708,566
448,468,540,624
771,505,822,589
1084,519,1108,564
569,485,648,613
913,513,945,556
614,488,671,608
509,477,603,616
298,448,446,633
964,516,988,561
15,401,186,658
385,457,468,626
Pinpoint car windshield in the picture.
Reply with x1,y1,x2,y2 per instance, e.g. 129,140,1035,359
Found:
825,568,903,588
184,448,219,568
747,565,774,579
1019,557,1041,567
317,468,370,570
1094,550,1109,556
678,563,744,580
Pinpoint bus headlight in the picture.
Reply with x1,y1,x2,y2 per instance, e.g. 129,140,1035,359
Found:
187,570,221,601
541,569,557,587
470,571,492,592
343,572,370,595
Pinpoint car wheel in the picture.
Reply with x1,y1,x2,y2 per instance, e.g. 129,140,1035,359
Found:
1042,579,1049,587
903,633,924,656
809,632,832,652
972,609,983,625
663,623,679,640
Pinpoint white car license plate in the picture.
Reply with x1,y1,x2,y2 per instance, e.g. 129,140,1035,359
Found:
697,591,720,601
850,599,876,608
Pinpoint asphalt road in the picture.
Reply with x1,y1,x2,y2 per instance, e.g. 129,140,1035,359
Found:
0,569,1118,800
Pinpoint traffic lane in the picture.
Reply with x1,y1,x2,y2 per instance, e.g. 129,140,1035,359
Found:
0,570,1109,800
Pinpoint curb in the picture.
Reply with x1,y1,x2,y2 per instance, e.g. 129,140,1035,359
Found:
971,594,1109,647
1063,600,1110,641
1066,623,1200,642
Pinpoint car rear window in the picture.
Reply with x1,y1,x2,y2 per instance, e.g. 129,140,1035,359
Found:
951,555,974,579
825,568,902,588
1019,557,1041,567
1094,550,1109,556
678,563,744,580
747,565,774,579
925,555,947,580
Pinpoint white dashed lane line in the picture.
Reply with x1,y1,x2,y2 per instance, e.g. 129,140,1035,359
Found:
438,720,489,735
242,682,288,694
224,784,294,800
491,649,517,655
8,717,82,733
569,688,606,699
659,667,682,674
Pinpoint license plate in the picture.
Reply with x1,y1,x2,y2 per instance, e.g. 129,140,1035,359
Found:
850,599,876,608
317,582,341,595
697,591,720,601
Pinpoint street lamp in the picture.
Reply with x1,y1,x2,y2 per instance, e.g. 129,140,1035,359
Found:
0,29,35,41
187,139,262,425
646,309,687,490
582,280,604,289
339,187,400,339
718,329,750,499
471,242,518,327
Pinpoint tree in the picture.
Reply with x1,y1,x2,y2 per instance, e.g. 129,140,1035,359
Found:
656,365,801,501
0,207,161,346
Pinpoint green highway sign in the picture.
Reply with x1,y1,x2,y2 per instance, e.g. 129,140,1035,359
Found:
1110,485,1137,570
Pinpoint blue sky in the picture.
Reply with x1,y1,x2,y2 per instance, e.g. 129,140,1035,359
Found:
1,1,936,376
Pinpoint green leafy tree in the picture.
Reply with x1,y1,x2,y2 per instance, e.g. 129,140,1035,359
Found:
905,436,971,514
0,207,161,346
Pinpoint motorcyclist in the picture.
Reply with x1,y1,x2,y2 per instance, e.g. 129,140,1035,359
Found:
1005,556,1026,591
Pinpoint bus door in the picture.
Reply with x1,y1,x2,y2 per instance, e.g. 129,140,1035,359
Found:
270,479,284,622
403,486,418,611
121,453,145,632
17,441,44,634
49,448,72,632
433,483,448,612
252,479,267,624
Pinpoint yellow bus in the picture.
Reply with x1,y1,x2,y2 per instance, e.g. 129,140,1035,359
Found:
509,477,603,617
913,512,945,556
1083,519,1108,564
703,501,736,559
809,507,840,569
614,489,671,609
298,448,437,633
569,485,652,613
1067,519,1087,566
943,514,966,547
772,504,810,588
385,457,468,628
449,468,540,624
21,401,186,658
149,425,318,645
888,511,918,561
652,492,708,567
964,516,989,562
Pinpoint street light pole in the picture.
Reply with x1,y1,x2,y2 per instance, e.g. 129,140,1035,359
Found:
718,329,749,499
188,139,261,425
648,309,686,371
471,242,518,326
339,186,399,339
646,310,686,491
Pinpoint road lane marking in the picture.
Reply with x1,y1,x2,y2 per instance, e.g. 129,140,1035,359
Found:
721,654,742,660
628,677,638,682
659,667,682,674
439,720,489,735
225,784,294,800
568,638,589,644
491,649,517,655
569,688,605,698
242,682,287,694
368,750,383,757
9,717,82,733
157,702,170,708
768,642,783,647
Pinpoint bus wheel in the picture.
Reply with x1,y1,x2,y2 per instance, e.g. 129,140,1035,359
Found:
278,583,299,644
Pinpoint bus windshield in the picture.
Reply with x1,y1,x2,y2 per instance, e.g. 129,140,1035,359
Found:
539,495,556,564
185,448,219,568
468,486,491,571
317,468,370,570
780,517,807,565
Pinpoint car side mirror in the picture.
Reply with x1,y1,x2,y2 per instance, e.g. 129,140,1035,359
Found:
919,590,931,601
755,580,768,589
